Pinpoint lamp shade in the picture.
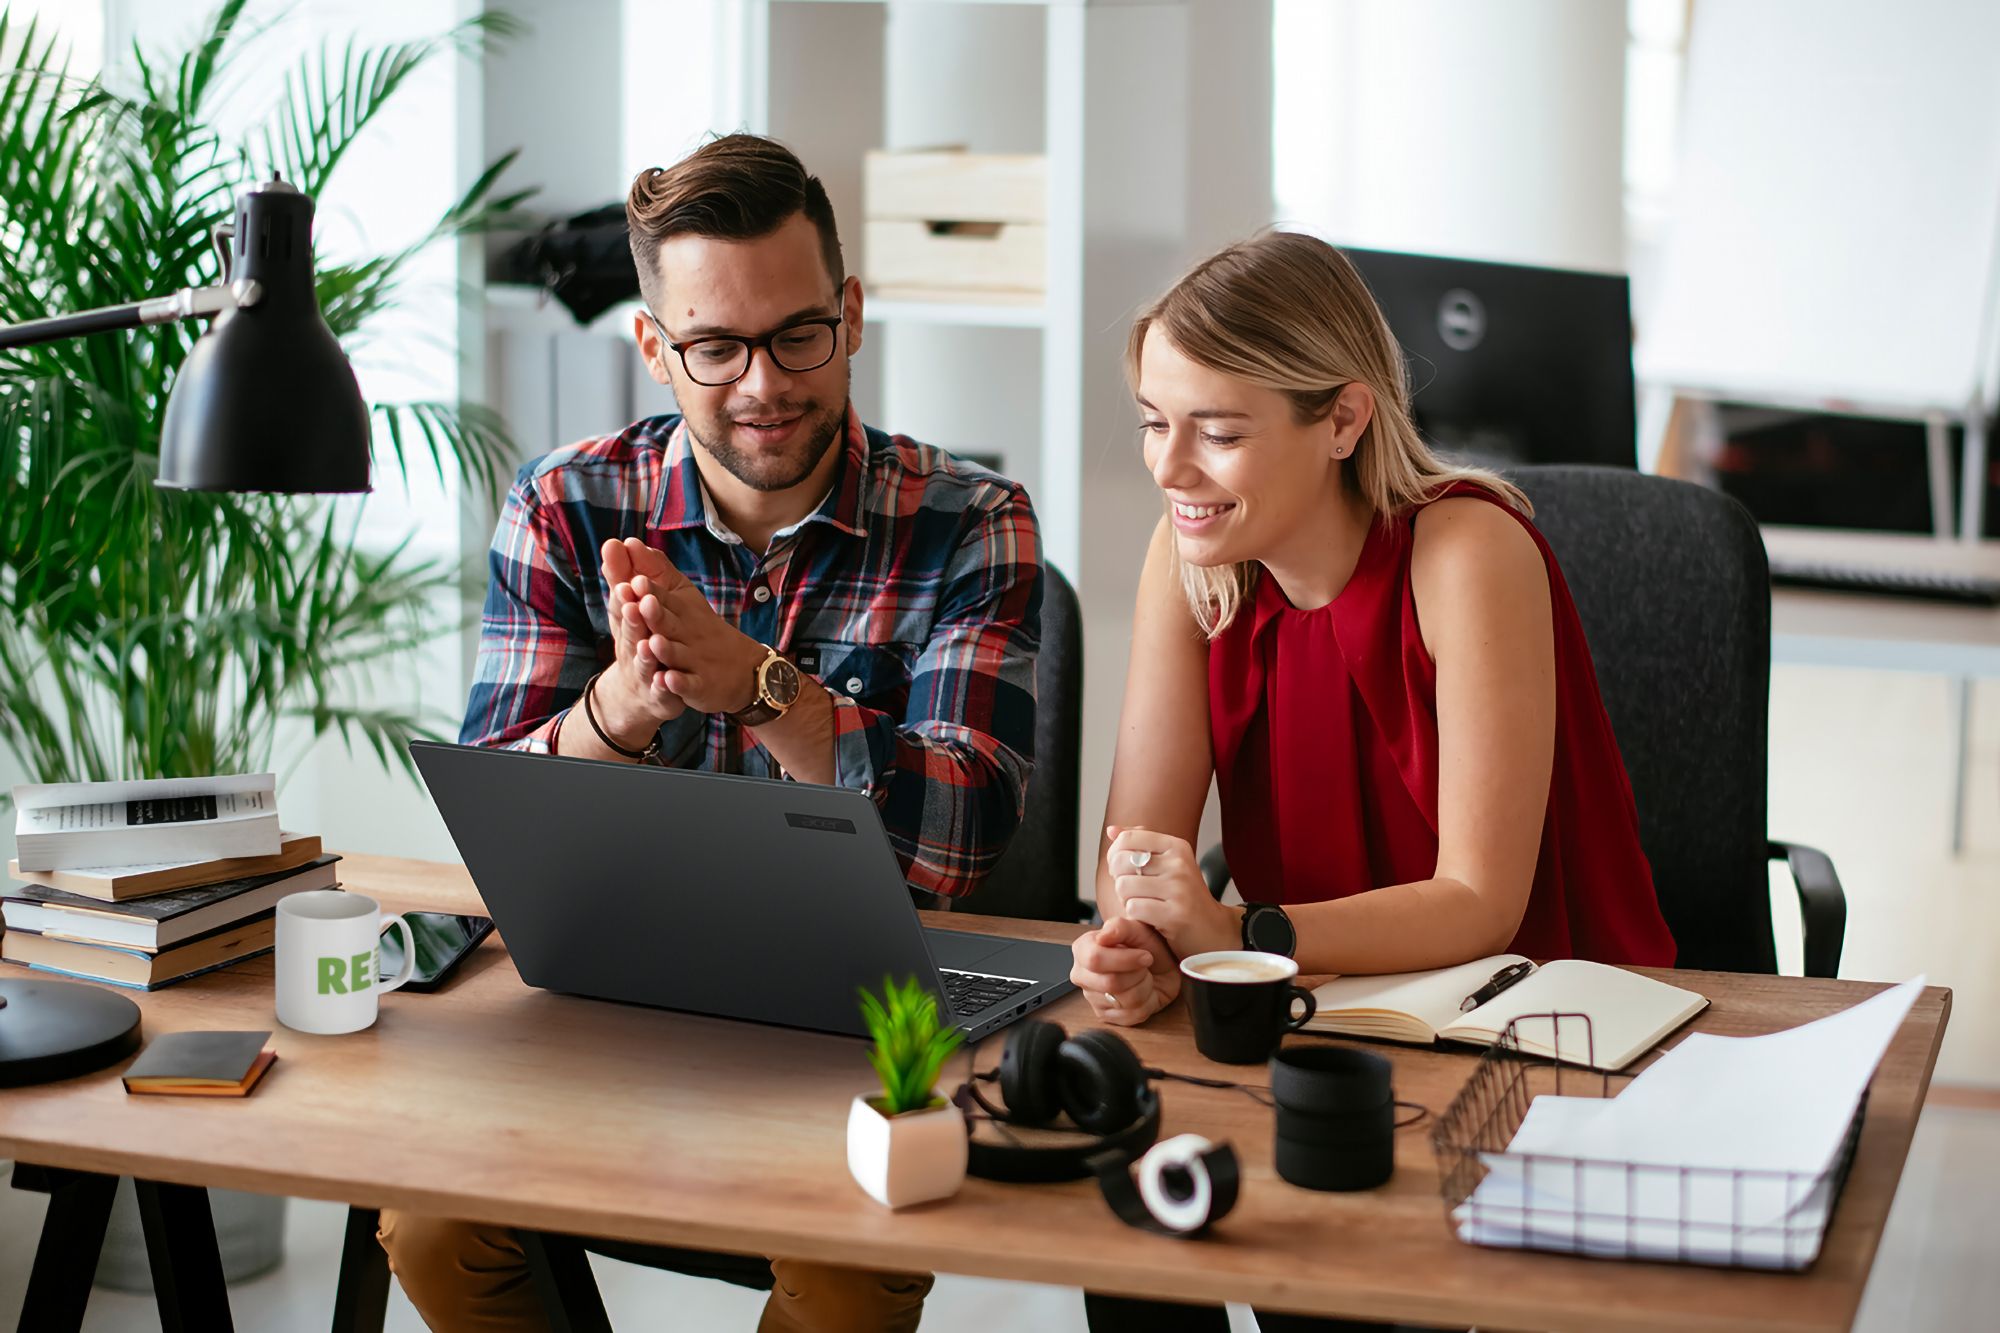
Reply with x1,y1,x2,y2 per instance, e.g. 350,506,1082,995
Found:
157,179,371,493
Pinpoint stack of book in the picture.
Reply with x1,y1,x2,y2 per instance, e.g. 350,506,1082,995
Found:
3,775,339,990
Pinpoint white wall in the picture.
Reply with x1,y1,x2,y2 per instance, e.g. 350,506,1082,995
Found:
1274,0,1627,273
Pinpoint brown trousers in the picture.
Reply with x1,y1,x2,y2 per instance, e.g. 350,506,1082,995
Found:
377,1210,933,1333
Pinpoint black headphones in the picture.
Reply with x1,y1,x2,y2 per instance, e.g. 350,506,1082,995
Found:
953,1020,1164,1182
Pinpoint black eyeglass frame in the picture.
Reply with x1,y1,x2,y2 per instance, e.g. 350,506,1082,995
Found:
643,308,846,387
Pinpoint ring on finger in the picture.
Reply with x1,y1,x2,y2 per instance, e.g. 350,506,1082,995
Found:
1127,850,1152,873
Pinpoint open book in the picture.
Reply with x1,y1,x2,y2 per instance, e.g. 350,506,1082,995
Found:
1303,956,1708,1072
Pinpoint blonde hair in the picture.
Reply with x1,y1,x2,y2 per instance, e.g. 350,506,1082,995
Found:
1126,230,1529,636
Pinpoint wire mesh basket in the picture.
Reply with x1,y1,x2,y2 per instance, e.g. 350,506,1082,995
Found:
1430,1013,1865,1270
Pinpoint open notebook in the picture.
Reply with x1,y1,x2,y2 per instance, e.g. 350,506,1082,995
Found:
1303,956,1708,1072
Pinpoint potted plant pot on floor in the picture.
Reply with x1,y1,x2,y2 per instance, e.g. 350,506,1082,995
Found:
847,977,967,1210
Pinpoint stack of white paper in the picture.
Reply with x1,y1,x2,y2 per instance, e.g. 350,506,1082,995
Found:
1453,978,1923,1269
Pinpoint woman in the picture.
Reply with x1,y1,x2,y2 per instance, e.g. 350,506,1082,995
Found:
1075,228,1674,1017
1071,231,1675,1333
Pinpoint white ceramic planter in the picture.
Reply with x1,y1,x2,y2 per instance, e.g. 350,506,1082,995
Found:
846,1093,968,1209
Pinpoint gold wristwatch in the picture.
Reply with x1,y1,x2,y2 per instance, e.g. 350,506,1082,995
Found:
728,646,802,727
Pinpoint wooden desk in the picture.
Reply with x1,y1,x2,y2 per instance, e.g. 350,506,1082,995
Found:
0,855,1952,1333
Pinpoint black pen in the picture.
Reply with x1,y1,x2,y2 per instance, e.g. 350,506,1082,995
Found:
1460,960,1537,1013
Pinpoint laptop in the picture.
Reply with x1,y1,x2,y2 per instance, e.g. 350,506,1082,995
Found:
409,741,1076,1041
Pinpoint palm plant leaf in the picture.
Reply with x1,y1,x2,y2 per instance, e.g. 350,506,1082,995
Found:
0,7,530,792
256,12,522,201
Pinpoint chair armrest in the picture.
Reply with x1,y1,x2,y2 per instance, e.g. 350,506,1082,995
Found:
1199,843,1232,901
1769,840,1847,979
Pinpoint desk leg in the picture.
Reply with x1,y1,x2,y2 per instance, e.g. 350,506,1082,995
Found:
332,1206,390,1333
519,1229,612,1333
11,1164,116,1333
134,1179,233,1333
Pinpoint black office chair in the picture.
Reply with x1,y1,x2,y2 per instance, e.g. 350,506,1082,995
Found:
1202,465,1846,978
952,562,1090,922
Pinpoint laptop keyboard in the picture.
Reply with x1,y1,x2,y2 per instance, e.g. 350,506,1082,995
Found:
941,969,1033,1019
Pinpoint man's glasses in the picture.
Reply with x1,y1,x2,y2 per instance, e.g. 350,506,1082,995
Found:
644,309,844,387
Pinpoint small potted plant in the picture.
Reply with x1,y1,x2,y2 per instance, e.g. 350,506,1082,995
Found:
847,976,968,1209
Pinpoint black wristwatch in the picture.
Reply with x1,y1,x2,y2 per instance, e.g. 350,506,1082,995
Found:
1241,902,1296,958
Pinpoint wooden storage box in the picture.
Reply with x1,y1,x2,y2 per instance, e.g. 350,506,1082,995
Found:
863,150,1046,303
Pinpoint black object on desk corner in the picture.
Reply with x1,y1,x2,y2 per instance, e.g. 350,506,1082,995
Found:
0,976,143,1087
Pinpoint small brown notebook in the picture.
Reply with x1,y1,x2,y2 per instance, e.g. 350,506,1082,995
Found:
122,1030,276,1097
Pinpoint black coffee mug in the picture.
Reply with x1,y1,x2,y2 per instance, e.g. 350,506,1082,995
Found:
1177,950,1317,1065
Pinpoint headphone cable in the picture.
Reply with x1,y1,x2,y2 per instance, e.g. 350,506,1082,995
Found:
1146,1065,1429,1127
959,1039,1430,1130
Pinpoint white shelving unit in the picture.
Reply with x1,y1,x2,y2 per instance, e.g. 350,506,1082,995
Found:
719,0,1206,581
865,297,1049,330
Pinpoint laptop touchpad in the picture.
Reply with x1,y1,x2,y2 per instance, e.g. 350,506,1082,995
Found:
924,930,1016,970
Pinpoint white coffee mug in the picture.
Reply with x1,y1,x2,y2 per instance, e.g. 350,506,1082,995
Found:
275,889,416,1034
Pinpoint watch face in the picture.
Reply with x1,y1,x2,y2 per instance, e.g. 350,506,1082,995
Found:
1249,906,1295,956
763,655,802,707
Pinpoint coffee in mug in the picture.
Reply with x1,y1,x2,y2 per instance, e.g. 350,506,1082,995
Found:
275,889,417,1034
1178,950,1317,1065
1184,957,1294,984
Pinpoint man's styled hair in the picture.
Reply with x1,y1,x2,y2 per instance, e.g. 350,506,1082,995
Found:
626,133,845,311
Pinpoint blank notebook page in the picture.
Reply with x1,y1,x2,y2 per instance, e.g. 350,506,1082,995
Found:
1448,961,1707,1070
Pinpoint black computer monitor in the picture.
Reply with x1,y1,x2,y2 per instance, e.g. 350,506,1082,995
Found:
1340,246,1637,469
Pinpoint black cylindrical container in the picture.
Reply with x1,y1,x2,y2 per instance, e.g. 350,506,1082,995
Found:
1269,1045,1395,1191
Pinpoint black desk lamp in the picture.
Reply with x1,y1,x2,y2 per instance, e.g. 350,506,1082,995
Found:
0,175,371,491
0,177,369,1084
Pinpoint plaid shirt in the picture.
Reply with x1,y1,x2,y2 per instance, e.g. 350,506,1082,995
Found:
461,409,1042,899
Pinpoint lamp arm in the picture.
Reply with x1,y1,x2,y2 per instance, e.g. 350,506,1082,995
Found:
0,279,263,352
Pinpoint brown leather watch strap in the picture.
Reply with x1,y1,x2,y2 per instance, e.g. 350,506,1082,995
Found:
728,647,794,727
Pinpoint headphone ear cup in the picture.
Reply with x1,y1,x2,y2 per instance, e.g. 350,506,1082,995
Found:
999,1020,1067,1126
1058,1029,1148,1135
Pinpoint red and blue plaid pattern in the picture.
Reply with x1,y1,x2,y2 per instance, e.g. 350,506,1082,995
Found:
462,408,1042,899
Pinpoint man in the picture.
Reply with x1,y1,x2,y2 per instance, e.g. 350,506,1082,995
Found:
378,133,1042,1332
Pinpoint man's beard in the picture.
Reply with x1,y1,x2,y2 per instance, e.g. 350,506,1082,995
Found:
689,395,848,494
